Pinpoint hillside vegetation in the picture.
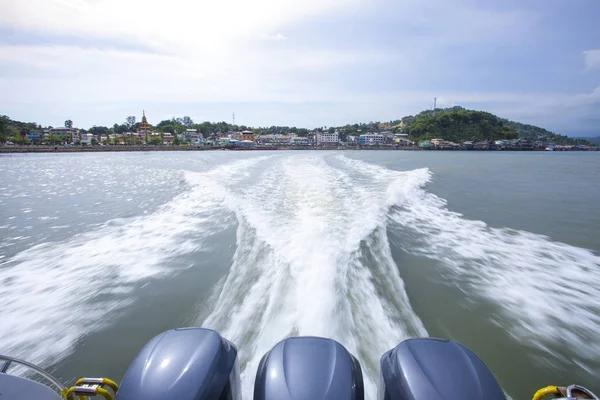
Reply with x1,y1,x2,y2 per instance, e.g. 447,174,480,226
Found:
401,107,517,143
400,107,590,145
501,119,587,145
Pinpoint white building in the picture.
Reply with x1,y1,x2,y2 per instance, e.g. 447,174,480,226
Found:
359,134,384,145
80,133,93,145
182,129,203,145
316,132,339,145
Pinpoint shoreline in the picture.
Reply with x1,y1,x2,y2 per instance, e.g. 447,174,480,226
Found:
1,145,596,154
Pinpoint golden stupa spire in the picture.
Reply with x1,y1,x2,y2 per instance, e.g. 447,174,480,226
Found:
138,110,151,138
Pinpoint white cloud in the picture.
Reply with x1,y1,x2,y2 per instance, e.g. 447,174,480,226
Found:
0,41,403,109
0,0,371,111
261,33,287,41
583,50,600,70
1,0,358,55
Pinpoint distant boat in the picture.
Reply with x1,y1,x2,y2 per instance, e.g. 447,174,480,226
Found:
545,147,554,151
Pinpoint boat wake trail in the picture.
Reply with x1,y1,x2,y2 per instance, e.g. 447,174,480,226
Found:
199,153,600,397
390,169,600,377
0,156,265,368
198,154,428,398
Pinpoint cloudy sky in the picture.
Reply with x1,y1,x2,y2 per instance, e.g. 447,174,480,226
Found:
1,0,599,136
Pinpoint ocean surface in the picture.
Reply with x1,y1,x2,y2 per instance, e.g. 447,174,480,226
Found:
1,150,599,399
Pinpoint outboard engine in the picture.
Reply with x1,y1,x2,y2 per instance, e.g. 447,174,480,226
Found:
116,328,240,400
254,336,364,400
378,338,505,400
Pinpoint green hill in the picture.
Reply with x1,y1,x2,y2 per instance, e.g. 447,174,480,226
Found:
575,136,600,146
400,107,590,145
501,120,588,145
0,115,42,142
401,107,517,143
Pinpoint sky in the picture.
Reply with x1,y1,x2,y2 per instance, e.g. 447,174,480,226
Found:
1,0,599,136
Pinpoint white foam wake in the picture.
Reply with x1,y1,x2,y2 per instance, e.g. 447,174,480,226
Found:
199,154,429,399
0,156,269,368
390,174,600,375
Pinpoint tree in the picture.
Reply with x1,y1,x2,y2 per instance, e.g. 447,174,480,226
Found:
0,115,9,143
149,135,163,145
182,116,194,128
126,116,136,131
91,138,98,146
43,134,61,145
10,130,29,145
89,126,109,135
112,123,127,134
172,135,181,146
64,120,73,128
160,124,175,134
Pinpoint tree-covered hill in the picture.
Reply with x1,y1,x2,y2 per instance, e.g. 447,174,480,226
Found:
401,107,517,143
501,119,588,145
400,106,591,145
577,136,600,145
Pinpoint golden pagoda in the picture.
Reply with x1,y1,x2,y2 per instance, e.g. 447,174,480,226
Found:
137,110,152,141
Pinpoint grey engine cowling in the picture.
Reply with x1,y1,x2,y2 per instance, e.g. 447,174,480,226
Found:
378,338,505,400
116,328,240,400
254,336,364,400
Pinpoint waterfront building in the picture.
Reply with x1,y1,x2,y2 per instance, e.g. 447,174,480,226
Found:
257,134,290,146
238,140,254,148
430,138,444,147
49,127,80,143
359,134,384,145
241,130,255,141
394,137,412,146
162,133,174,145
291,137,310,146
316,132,339,145
81,133,93,145
182,129,202,145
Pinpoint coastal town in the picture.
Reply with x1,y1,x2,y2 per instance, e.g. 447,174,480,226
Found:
1,110,598,152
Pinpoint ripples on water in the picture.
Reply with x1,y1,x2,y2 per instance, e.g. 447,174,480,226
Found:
0,152,598,399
